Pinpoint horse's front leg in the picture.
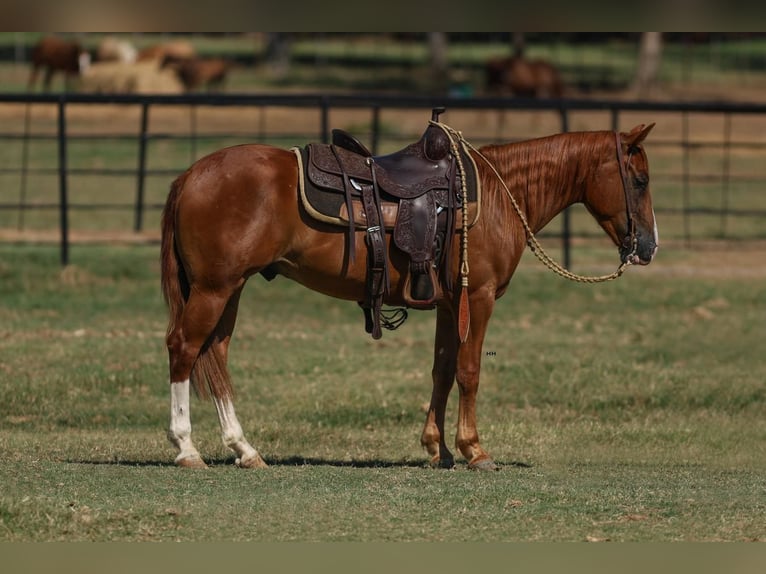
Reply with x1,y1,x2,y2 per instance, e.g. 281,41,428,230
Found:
455,289,498,470
421,305,459,468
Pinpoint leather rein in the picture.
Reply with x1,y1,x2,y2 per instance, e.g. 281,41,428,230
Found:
614,131,639,262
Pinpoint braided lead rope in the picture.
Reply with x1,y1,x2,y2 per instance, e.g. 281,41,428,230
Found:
430,121,630,284
429,122,472,288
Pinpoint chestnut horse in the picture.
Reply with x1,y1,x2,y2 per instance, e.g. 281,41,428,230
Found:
160,121,658,470
28,36,91,92
486,56,563,98
161,56,231,92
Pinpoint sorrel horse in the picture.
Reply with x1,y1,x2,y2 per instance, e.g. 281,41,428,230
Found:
27,36,91,92
161,56,231,92
160,120,658,470
485,56,563,98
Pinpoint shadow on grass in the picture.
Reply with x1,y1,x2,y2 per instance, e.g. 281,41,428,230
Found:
64,456,533,469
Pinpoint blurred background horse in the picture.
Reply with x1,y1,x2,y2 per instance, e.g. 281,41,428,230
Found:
485,55,564,97
27,36,91,92
161,56,232,92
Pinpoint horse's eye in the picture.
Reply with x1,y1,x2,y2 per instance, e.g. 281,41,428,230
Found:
633,172,649,192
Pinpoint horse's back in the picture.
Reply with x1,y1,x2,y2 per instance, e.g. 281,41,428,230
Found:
32,36,80,68
179,143,297,206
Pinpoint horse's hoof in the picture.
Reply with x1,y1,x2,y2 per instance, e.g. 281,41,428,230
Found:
176,455,208,469
468,457,499,471
236,454,268,469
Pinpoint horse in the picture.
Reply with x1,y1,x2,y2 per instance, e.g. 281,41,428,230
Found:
27,36,92,92
160,119,658,470
161,56,231,92
95,37,137,64
136,41,196,63
485,56,563,98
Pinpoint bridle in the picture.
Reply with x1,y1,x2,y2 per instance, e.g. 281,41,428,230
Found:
614,131,639,263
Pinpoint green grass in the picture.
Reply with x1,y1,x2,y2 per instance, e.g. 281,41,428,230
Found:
1,33,766,541
0,243,764,541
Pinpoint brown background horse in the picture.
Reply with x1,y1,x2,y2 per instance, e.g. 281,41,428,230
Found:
161,56,231,92
160,121,657,470
27,36,91,92
485,56,564,97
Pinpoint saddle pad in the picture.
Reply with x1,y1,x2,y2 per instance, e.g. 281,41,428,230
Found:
293,146,481,231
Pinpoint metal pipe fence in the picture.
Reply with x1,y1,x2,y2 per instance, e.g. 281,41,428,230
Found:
1,92,765,266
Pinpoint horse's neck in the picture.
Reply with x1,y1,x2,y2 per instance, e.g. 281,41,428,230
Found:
484,134,603,233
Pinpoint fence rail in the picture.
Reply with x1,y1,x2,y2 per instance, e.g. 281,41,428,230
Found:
1,92,765,265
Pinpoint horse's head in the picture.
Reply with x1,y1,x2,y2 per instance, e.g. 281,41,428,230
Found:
586,123,658,266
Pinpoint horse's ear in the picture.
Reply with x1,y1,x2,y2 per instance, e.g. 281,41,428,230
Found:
622,123,656,147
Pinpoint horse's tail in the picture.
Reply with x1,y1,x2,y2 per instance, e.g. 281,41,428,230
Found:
160,173,232,400
160,174,187,351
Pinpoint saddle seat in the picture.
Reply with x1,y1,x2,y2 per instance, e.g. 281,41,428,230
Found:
295,108,480,339
309,123,455,200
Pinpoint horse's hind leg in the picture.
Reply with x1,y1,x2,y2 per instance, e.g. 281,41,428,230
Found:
167,288,229,468
210,286,267,469
167,282,266,469
27,65,39,90
167,283,256,468
168,379,205,468
421,305,458,468
42,68,54,92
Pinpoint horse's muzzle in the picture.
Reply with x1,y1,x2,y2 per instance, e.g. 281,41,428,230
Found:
620,237,657,266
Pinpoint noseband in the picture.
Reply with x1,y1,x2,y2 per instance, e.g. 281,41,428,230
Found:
614,131,638,262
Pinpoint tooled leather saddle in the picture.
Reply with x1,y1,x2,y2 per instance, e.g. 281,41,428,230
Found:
294,107,480,339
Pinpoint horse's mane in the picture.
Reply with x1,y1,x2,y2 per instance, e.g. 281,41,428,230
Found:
478,131,613,196
474,131,615,229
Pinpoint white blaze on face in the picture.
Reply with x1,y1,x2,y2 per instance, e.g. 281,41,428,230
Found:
652,208,659,259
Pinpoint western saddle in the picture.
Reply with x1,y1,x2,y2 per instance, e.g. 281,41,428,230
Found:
294,107,479,339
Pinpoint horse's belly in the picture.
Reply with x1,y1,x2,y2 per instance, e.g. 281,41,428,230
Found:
275,261,367,302
272,235,409,305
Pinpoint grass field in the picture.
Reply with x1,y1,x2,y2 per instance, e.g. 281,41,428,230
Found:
1,33,765,543
0,241,764,541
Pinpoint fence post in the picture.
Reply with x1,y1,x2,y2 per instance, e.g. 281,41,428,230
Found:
320,97,329,143
371,105,380,155
559,106,571,270
57,97,69,266
135,102,149,233
682,111,691,247
189,104,197,163
18,103,33,230
720,113,731,238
